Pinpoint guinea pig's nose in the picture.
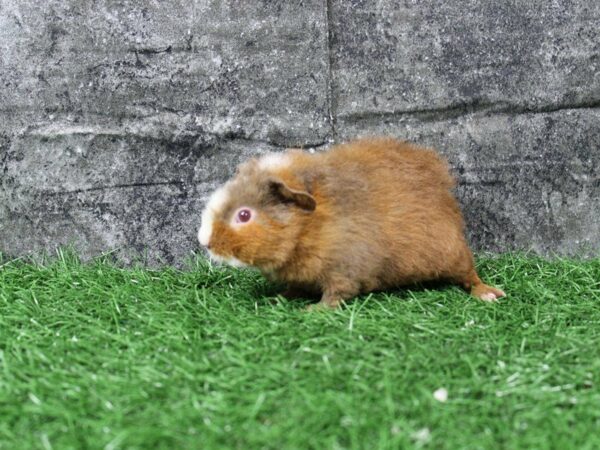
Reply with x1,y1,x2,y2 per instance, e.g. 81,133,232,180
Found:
205,242,212,250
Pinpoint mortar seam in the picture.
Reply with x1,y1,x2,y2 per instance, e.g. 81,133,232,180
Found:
325,0,337,142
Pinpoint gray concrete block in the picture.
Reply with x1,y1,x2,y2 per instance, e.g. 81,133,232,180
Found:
0,0,330,144
330,0,600,122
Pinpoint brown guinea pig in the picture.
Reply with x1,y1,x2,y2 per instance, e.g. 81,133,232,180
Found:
198,137,505,309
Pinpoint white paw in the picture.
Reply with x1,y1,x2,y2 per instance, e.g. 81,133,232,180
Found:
479,292,498,302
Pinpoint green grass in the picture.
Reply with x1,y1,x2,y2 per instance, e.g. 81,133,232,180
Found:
1,252,599,450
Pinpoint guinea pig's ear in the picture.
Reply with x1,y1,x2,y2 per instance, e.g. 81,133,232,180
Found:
268,178,316,212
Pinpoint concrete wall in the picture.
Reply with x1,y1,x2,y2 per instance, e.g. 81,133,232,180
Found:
1,0,599,264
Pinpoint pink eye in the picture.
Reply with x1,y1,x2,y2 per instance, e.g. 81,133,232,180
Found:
236,208,252,224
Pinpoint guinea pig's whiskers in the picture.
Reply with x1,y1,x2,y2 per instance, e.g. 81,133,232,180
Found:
206,250,248,269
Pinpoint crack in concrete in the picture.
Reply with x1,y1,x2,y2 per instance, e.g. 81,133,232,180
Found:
21,96,598,151
26,121,330,150
340,98,600,124
129,45,173,55
325,0,338,142
218,131,330,150
43,181,185,196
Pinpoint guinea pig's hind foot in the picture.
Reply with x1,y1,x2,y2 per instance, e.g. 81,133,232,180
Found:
470,283,506,302
305,300,342,311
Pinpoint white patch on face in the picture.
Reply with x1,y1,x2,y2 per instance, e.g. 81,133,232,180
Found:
257,152,291,171
198,185,229,247
206,250,248,268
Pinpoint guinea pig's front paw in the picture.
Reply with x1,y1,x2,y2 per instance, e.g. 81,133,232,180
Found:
471,283,506,302
308,281,358,311
305,300,343,311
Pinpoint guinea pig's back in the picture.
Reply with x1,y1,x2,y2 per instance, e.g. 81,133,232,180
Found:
321,137,457,210
341,138,450,182
320,137,472,284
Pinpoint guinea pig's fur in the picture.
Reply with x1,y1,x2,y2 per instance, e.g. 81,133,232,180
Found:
198,137,505,308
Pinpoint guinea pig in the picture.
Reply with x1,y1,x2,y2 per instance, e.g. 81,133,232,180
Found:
198,137,505,309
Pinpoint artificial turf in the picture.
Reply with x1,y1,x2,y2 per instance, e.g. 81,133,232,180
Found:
0,251,599,450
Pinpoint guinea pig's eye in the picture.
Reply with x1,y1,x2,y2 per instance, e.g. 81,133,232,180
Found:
235,208,253,224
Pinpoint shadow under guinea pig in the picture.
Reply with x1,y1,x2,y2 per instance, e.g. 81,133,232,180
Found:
256,280,466,310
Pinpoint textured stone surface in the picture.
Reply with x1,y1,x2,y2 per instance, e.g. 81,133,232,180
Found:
0,0,330,144
0,0,330,264
1,0,599,264
330,0,600,119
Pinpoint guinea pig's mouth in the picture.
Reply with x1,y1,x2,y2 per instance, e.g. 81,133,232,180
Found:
205,250,248,268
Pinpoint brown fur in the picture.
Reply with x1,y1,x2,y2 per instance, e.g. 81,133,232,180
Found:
202,137,505,308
